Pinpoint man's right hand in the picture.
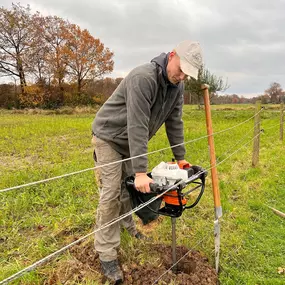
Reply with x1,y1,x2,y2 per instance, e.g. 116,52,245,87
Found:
134,173,153,193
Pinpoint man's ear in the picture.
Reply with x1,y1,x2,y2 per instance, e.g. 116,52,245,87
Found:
169,51,176,61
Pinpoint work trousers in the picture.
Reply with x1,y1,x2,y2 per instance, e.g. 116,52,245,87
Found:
92,136,137,261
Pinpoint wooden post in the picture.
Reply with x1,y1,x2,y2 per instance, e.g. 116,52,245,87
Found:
280,103,284,141
202,84,221,213
202,84,222,273
252,100,261,167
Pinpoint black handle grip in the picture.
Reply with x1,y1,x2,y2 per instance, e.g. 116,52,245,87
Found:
149,183,161,193
125,179,135,188
125,179,161,193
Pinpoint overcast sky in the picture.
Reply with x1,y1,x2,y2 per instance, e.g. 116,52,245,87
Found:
2,0,285,97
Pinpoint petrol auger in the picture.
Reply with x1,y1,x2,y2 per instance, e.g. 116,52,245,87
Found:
125,160,207,272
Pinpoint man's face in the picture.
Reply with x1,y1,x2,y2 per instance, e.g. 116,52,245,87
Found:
166,52,187,84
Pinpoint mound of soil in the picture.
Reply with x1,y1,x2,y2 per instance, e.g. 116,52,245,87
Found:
122,244,217,285
47,241,217,285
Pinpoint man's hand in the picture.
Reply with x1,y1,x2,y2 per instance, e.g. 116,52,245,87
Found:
134,173,153,193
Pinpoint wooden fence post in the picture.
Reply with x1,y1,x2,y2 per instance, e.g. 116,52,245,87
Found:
202,84,222,273
252,100,261,167
280,103,284,141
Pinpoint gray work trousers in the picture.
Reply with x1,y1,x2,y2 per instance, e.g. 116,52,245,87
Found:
92,136,137,262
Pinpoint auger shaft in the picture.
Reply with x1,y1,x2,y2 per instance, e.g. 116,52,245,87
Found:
171,217,177,273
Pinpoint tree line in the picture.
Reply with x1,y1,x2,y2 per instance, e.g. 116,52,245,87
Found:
0,3,113,108
1,4,283,109
0,3,231,109
1,76,283,109
211,82,285,105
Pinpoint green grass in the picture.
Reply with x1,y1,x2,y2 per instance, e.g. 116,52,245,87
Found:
0,105,284,284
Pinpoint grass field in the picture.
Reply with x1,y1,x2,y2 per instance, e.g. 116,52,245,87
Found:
0,104,284,284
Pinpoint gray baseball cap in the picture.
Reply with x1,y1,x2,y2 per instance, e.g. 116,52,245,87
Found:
175,40,203,80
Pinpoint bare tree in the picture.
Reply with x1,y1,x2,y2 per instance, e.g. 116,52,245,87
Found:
0,3,35,95
265,82,283,103
23,13,51,85
184,65,230,108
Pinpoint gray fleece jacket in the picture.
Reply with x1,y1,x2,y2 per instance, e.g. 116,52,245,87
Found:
92,52,186,173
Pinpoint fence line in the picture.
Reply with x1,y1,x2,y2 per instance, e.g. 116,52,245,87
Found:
216,119,261,162
0,130,263,285
0,110,263,194
0,178,193,285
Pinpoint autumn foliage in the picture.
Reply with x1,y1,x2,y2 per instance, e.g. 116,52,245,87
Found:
1,4,284,109
0,3,114,108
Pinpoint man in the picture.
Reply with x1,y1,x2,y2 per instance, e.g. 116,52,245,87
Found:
91,40,203,284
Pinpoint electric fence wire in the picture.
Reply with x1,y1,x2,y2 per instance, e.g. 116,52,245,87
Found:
216,119,262,163
206,131,262,171
151,131,264,285
0,108,263,194
0,130,262,285
0,178,187,285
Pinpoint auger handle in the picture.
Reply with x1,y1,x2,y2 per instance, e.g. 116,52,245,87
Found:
125,179,162,194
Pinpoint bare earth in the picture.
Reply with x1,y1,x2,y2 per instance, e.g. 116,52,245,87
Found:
46,241,217,285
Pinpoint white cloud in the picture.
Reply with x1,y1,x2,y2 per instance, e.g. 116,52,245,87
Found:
1,0,285,96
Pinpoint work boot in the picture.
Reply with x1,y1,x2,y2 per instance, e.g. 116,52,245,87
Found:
134,231,150,241
100,259,123,284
